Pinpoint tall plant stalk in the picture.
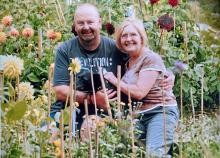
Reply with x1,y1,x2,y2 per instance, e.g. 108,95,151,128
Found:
37,28,43,59
190,86,195,122
128,88,135,157
180,73,183,121
98,67,112,120
84,99,93,158
201,66,204,116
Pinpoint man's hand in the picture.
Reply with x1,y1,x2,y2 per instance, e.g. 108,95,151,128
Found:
159,70,175,91
92,89,116,112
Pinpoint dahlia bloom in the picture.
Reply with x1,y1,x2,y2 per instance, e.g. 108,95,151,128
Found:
158,13,174,31
168,0,179,7
3,55,24,79
104,22,115,35
22,27,34,38
0,32,7,43
46,29,57,40
17,82,35,100
68,58,81,74
1,15,13,27
9,28,19,37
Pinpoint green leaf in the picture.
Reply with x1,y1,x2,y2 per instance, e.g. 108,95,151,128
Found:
6,100,27,122
27,73,40,83
63,107,70,125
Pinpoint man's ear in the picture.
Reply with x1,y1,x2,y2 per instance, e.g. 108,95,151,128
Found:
99,17,102,29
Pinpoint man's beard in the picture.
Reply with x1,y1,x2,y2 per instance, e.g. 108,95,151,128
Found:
80,30,95,43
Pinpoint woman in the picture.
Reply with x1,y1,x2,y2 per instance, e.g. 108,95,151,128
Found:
104,18,179,157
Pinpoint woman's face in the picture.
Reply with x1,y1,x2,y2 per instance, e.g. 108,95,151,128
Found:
120,24,142,55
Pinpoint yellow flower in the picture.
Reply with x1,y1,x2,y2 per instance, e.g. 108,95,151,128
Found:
17,82,34,100
53,139,61,147
1,15,13,27
55,147,63,157
3,55,24,79
68,58,81,73
55,32,62,41
0,32,6,43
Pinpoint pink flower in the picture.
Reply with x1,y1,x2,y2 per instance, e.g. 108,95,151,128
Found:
46,29,57,40
9,28,19,37
1,15,13,27
22,27,34,38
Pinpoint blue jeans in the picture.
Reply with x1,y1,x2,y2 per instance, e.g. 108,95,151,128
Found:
135,106,179,157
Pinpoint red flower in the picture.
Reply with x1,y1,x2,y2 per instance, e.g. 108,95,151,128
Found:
71,24,77,36
150,0,160,5
168,0,179,7
104,23,115,35
158,14,174,31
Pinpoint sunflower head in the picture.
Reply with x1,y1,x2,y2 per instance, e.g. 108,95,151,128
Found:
68,58,81,74
3,55,24,79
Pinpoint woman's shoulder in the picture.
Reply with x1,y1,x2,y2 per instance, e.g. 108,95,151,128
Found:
143,48,163,63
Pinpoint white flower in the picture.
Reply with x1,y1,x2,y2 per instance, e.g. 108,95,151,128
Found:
3,55,24,79
17,82,34,100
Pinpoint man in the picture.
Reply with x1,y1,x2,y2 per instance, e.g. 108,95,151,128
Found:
51,3,174,130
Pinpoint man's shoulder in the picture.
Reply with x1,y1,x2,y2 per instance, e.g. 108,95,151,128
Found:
101,36,116,46
57,36,78,52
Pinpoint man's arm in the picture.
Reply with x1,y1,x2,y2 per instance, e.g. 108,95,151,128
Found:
54,85,116,111
54,85,88,104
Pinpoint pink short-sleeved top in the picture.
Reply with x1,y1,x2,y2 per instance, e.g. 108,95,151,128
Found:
121,48,177,111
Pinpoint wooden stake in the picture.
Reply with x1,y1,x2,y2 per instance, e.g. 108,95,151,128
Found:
90,67,99,157
117,65,121,119
37,29,43,59
84,99,93,158
180,73,183,121
68,73,74,157
128,87,135,157
60,110,65,158
201,67,204,116
190,86,195,122
162,74,167,155
98,67,112,120
183,22,189,64
56,0,66,25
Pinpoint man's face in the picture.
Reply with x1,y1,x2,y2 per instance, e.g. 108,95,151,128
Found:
74,7,101,43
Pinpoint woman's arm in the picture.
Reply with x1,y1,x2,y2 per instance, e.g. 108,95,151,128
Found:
104,71,159,100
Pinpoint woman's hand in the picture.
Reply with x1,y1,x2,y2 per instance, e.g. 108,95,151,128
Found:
159,70,175,91
104,72,117,86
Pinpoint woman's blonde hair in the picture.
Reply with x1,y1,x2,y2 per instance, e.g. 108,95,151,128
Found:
115,18,148,51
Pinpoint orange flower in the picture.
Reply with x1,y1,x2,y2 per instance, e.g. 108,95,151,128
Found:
9,28,19,37
55,32,62,41
1,15,13,27
55,147,64,157
46,29,57,40
22,27,34,38
0,32,6,43
53,139,61,147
